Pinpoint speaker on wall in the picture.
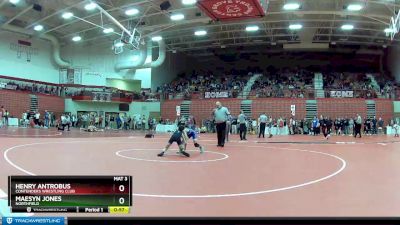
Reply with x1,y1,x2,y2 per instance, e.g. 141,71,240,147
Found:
160,1,171,11
33,4,42,12
119,104,129,112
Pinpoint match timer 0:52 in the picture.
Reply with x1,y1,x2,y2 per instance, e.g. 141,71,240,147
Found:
109,206,130,214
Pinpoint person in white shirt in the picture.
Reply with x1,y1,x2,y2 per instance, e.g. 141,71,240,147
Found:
58,114,67,131
133,116,137,130
21,112,27,127
393,122,399,138
35,111,40,125
252,119,257,134
258,113,268,138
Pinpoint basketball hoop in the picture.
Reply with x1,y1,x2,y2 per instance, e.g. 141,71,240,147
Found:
113,28,143,54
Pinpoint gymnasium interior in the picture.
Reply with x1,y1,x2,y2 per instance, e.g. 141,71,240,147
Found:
0,0,399,221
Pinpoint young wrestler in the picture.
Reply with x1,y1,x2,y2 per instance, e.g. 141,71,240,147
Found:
158,125,190,157
393,122,399,138
184,127,205,154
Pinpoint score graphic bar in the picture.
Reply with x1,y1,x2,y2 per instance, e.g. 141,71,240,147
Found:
8,176,132,213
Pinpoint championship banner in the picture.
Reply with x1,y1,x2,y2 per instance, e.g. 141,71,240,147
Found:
204,91,229,98
330,90,354,98
197,0,266,21
176,106,181,116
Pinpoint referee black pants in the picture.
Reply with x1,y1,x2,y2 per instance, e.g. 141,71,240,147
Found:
216,122,227,146
239,123,247,140
322,126,328,138
259,122,266,138
354,124,362,138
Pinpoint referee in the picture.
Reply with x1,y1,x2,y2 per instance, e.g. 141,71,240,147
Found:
212,101,230,147
258,113,268,138
238,110,247,140
354,114,362,138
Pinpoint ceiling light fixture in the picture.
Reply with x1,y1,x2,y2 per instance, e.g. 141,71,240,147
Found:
33,25,43,31
341,24,354,30
283,3,300,10
194,30,207,36
289,24,302,30
151,36,162,41
84,2,97,11
170,13,185,21
346,4,363,11
9,0,20,4
182,0,197,5
103,28,114,33
62,12,74,19
125,8,139,16
245,25,259,32
72,36,82,42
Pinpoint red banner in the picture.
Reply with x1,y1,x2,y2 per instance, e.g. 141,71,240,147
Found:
197,0,266,21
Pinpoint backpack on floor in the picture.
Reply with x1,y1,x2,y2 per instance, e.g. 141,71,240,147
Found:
145,133,154,138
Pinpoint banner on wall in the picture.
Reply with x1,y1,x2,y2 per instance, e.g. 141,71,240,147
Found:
92,92,111,102
176,106,181,116
66,69,75,84
0,82,17,90
330,90,354,98
290,105,295,116
5,84,17,90
204,91,229,98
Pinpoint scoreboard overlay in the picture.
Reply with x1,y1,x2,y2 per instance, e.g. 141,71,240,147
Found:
8,176,132,214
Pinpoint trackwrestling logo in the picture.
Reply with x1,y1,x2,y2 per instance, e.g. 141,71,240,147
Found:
2,217,64,225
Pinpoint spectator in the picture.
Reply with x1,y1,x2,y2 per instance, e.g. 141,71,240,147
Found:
34,111,40,125
378,117,384,135
44,110,49,128
0,106,4,128
4,110,9,127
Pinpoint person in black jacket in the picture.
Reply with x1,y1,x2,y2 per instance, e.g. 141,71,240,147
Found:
364,117,370,135
334,118,340,135
320,116,330,140
340,118,346,136
326,117,333,136
371,116,377,135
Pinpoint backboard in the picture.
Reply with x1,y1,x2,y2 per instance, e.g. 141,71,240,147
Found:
114,28,142,54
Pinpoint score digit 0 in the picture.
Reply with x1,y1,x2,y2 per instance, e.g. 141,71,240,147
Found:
119,197,125,205
119,185,125,192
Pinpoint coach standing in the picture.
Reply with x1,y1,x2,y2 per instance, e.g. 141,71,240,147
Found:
212,101,230,147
